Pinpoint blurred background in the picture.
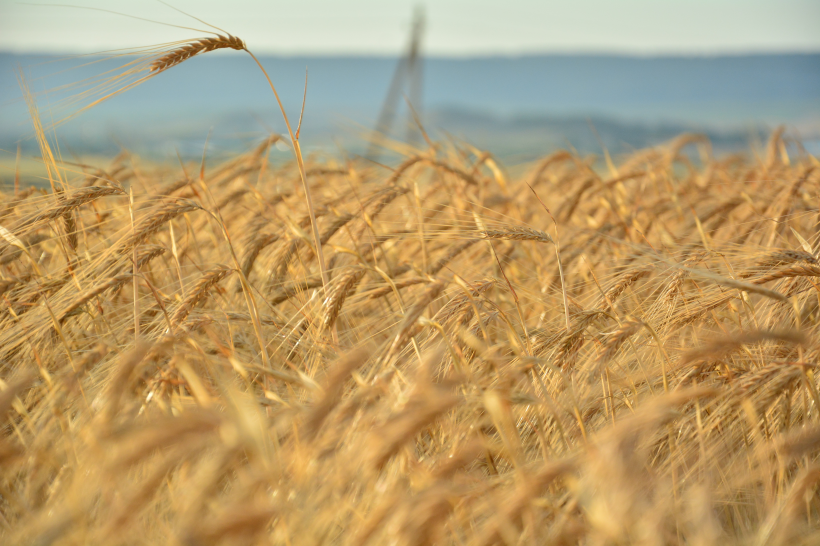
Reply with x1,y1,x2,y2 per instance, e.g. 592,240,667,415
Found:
1,0,819,162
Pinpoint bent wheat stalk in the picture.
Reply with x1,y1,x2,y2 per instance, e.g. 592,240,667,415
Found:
241,49,329,297
48,31,330,297
153,37,330,296
161,37,332,312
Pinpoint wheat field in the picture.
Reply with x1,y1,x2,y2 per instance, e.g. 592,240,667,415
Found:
3,43,820,543
2,125,819,545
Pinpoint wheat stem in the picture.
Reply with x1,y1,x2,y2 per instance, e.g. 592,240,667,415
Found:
244,50,329,296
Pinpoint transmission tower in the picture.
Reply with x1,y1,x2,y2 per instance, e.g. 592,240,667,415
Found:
365,7,425,162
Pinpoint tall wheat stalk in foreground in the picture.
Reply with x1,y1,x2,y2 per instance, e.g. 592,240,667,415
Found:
38,30,330,301
163,35,329,292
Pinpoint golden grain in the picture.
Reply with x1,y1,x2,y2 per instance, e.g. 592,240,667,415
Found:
3,95,820,545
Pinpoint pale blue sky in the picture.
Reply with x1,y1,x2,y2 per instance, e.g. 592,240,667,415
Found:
1,0,819,56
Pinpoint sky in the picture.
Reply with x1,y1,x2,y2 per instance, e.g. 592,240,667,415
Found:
1,0,819,56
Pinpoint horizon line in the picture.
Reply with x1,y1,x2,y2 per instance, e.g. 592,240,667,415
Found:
2,47,820,60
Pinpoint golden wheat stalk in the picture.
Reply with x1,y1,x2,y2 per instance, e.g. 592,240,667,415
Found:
353,191,409,241
319,214,354,245
364,277,429,300
596,319,643,367
122,200,201,254
596,267,654,311
751,263,820,285
480,227,554,244
678,329,806,368
267,240,301,286
662,251,706,306
150,35,245,73
266,210,331,287
59,274,133,323
269,276,324,307
62,209,78,251
435,278,496,328
170,265,234,329
37,29,330,301
554,311,605,367
239,232,279,280
386,280,447,361
35,187,125,224
322,268,366,330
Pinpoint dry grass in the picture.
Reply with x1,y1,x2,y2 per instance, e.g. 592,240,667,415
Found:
2,123,820,546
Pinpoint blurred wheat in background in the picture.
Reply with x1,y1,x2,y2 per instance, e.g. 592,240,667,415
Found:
3,2,820,544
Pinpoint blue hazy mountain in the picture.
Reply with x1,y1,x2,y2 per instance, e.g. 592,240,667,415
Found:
1,52,818,159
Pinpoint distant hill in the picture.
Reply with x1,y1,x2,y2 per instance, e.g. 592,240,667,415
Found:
1,52,817,158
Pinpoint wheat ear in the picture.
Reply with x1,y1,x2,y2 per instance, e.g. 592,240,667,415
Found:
122,200,201,254
751,263,820,285
322,268,366,330
596,267,654,311
480,227,554,244
239,232,279,284
59,274,132,323
385,280,446,361
596,319,643,367
269,276,324,307
150,35,246,73
13,186,125,232
170,265,234,330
